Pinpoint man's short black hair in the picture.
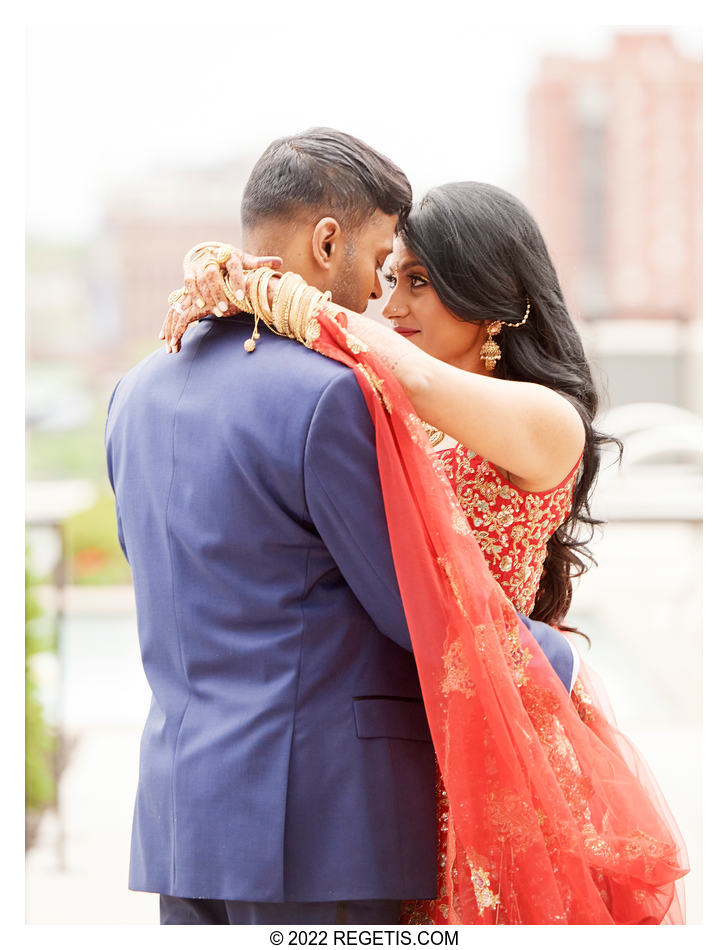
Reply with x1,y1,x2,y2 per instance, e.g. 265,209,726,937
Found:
241,127,412,232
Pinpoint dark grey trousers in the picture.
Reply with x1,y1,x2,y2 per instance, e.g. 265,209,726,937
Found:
159,895,402,925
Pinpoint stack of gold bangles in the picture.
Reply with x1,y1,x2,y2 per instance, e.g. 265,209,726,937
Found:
223,267,333,353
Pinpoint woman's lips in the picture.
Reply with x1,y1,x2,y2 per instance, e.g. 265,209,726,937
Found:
393,328,420,337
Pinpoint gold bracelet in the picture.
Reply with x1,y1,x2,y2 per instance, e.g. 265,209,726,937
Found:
282,273,305,336
242,267,267,352
272,274,293,335
240,270,259,314
246,268,268,316
222,273,247,312
243,268,269,350
286,282,309,341
256,269,278,322
287,283,310,341
270,271,289,317
273,272,303,337
240,268,336,354
291,285,322,342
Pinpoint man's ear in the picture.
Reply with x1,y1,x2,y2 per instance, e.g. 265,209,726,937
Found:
311,217,343,270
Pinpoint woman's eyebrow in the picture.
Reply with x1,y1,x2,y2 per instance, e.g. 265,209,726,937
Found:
390,258,422,274
399,258,424,271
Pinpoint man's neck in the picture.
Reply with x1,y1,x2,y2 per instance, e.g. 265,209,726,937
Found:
242,225,302,275
241,223,288,259
242,222,328,293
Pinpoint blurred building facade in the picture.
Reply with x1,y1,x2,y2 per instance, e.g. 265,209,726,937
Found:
527,34,702,414
102,157,256,355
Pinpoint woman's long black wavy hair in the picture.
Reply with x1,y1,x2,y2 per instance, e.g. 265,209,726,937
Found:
400,182,620,634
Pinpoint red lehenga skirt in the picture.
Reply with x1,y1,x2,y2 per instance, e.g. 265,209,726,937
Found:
308,308,688,925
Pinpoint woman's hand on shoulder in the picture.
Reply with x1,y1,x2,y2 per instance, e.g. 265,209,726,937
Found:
159,245,282,352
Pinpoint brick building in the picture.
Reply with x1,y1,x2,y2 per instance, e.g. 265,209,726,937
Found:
102,157,256,354
527,34,702,410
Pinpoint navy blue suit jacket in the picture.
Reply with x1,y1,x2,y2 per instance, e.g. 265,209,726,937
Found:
105,315,573,903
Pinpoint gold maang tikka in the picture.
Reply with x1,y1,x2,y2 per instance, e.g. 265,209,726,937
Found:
479,297,531,371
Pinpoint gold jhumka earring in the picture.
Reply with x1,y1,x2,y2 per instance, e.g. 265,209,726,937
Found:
479,298,531,371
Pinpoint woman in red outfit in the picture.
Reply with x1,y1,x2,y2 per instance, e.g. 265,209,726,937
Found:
164,182,688,924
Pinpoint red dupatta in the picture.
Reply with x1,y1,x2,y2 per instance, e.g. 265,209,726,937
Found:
309,307,688,925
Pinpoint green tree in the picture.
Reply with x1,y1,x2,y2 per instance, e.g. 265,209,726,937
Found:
25,553,56,846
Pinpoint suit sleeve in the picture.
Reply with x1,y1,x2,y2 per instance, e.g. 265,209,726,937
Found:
518,614,576,694
303,370,412,653
105,380,129,562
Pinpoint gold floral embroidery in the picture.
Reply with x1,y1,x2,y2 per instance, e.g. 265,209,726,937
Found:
451,508,471,535
582,822,613,861
342,328,367,354
303,318,321,348
621,828,676,874
518,681,606,854
497,612,533,687
399,902,435,925
355,364,393,413
571,678,595,722
441,639,476,698
435,444,578,615
466,855,501,914
483,790,542,854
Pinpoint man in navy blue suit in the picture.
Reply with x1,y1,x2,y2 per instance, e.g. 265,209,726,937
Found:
106,128,575,925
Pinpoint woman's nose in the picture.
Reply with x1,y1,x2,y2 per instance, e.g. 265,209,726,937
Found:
381,291,403,321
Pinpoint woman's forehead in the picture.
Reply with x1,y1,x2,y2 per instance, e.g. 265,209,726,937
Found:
387,237,423,272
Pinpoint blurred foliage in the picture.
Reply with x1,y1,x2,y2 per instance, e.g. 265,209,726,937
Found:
63,490,131,586
25,554,56,816
26,407,109,483
26,354,133,583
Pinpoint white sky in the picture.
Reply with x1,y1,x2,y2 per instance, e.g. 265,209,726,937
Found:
25,18,701,240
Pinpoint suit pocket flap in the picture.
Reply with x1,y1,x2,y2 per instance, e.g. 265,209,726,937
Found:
353,697,432,742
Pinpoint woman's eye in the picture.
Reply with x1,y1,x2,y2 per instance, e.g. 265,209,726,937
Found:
410,274,429,288
382,273,396,287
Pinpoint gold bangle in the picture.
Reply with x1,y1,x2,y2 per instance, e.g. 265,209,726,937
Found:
242,267,271,353
273,272,302,336
270,271,288,315
286,282,308,340
256,269,277,322
288,283,309,340
168,288,185,306
240,270,258,314
288,285,309,340
222,273,246,312
291,285,321,341
247,267,266,307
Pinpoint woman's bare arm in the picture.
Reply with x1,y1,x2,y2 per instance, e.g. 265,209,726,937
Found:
164,255,585,492
328,307,585,492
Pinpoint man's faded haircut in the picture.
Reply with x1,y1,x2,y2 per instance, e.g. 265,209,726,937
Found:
241,127,412,232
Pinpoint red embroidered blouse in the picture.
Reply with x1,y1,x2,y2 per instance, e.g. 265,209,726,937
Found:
433,443,581,615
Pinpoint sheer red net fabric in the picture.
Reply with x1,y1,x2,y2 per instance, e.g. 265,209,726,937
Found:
311,308,688,924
